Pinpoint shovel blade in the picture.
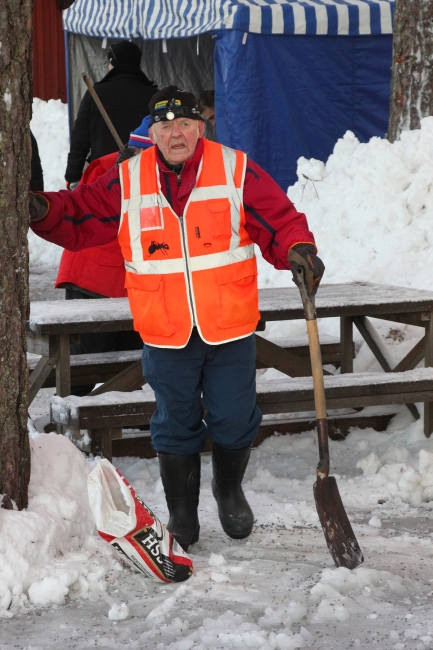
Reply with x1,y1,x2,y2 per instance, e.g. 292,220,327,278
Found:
314,476,364,570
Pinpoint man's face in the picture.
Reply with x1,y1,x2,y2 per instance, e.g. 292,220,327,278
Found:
200,106,215,126
149,118,204,165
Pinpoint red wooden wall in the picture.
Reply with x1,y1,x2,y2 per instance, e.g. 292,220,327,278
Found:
33,0,67,102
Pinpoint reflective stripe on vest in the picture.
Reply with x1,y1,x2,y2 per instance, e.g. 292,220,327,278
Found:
118,139,260,348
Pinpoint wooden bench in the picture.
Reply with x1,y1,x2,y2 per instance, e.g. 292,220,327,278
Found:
50,367,433,461
28,349,143,391
29,335,353,394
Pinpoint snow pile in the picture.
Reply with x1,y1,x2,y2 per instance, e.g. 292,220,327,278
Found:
28,98,68,271
0,432,120,618
298,118,432,290
161,609,309,649
31,98,69,192
258,117,433,291
357,446,433,507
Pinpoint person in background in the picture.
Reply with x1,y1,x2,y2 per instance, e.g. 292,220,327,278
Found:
56,116,153,396
198,89,217,142
65,40,157,188
30,131,44,191
29,86,324,550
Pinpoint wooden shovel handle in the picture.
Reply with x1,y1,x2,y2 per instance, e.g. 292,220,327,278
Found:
295,267,329,477
306,319,327,420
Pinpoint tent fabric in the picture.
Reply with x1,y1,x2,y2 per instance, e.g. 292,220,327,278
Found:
67,33,215,125
63,0,394,39
214,30,393,190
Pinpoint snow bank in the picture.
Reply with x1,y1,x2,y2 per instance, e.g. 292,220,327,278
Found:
0,432,121,618
283,118,433,292
28,98,68,271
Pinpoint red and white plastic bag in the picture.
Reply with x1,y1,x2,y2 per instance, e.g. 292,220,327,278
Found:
87,459,193,583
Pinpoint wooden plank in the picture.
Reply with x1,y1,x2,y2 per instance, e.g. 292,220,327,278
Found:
89,360,145,396
111,414,395,459
340,317,353,374
353,316,389,372
28,349,144,390
27,332,57,357
258,284,433,323
29,285,433,336
371,312,431,327
353,316,419,421
52,371,433,430
255,341,352,370
56,333,71,397
394,336,426,373
28,354,58,404
255,335,330,378
28,336,59,405
258,390,433,415
89,427,116,461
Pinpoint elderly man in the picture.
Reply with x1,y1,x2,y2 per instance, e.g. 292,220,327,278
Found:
30,86,324,551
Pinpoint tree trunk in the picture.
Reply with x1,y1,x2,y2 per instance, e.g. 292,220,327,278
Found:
388,0,433,142
0,1,33,510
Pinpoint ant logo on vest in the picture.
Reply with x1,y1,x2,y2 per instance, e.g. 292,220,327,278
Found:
148,241,169,256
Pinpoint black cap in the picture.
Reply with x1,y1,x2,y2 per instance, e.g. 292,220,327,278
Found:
108,41,142,68
149,86,203,125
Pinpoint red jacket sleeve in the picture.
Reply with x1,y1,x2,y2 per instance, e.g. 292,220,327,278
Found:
243,159,316,270
30,166,122,251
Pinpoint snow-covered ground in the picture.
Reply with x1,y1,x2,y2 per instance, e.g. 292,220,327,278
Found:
2,100,433,648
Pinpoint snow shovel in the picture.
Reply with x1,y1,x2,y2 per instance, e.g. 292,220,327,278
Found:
295,267,364,569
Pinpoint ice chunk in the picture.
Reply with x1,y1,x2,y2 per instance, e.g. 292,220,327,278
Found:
357,452,381,476
108,602,129,621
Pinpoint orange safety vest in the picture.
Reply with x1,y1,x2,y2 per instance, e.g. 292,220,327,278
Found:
118,138,260,348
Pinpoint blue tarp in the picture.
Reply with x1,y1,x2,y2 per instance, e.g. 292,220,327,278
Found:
215,31,393,190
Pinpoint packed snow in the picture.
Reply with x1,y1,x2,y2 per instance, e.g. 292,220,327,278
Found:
2,99,433,648
28,98,67,272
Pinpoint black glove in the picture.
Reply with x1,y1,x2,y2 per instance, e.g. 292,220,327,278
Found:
116,146,137,165
29,192,49,221
288,244,324,295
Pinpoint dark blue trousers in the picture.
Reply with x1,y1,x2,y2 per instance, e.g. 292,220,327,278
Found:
142,329,262,455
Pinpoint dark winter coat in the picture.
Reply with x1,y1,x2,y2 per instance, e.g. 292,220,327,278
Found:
65,64,157,183
30,131,44,191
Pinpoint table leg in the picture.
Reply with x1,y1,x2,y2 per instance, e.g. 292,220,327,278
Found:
90,427,122,462
340,317,353,374
424,312,433,438
56,334,71,435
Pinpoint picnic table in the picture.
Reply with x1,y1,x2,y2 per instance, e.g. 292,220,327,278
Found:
28,281,433,435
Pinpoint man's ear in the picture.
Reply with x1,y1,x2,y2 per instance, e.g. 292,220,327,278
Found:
148,125,157,145
198,120,205,138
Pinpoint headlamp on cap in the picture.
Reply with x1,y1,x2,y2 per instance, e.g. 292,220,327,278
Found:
154,98,189,122
151,92,202,125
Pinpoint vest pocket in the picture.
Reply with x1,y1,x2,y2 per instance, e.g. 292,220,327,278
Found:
215,259,259,329
125,274,174,337
208,198,232,238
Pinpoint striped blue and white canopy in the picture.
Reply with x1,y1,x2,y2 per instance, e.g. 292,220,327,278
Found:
63,0,394,39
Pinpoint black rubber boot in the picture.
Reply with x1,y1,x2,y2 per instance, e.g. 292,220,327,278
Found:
211,442,254,539
158,452,200,552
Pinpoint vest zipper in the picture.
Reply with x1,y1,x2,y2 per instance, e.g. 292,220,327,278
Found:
178,215,196,326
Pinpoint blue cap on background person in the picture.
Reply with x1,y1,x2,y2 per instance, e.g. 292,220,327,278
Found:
128,114,152,149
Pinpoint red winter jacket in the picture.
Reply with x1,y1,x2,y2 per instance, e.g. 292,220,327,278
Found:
55,152,127,297
33,139,316,275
